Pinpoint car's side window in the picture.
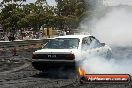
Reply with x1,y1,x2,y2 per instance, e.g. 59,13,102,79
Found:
89,36,102,48
82,36,102,49
82,37,91,49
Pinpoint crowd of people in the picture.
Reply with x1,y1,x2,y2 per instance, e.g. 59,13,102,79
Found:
0,31,43,41
0,29,74,41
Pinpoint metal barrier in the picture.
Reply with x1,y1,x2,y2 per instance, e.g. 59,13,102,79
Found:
26,39,43,49
13,40,28,50
0,38,52,57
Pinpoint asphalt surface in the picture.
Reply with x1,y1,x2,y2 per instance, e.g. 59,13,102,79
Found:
0,47,132,88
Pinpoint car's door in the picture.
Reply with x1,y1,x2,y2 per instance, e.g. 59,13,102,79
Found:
81,36,108,58
89,36,112,58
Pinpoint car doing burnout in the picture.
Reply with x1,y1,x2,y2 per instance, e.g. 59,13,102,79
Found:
32,34,112,74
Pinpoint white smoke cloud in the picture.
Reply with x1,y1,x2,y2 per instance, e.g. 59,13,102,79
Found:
78,2,132,75
90,8,132,46
80,7,132,46
76,48,132,75
103,0,132,6
81,56,132,74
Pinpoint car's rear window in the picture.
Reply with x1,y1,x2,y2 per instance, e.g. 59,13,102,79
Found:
43,38,79,49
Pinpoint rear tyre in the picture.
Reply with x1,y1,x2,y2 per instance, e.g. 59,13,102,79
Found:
79,77,85,84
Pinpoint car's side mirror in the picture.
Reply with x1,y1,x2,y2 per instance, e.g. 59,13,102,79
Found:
101,43,105,46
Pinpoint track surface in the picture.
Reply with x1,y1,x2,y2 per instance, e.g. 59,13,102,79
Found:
0,47,132,88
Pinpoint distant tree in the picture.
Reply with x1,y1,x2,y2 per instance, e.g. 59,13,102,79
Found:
0,0,55,32
0,0,26,32
34,0,56,30
0,0,88,33
55,0,87,30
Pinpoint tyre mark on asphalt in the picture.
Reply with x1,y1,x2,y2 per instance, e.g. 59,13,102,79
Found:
0,68,77,88
0,77,55,88
19,78,77,88
0,64,72,88
0,74,77,88
0,64,38,83
0,63,30,75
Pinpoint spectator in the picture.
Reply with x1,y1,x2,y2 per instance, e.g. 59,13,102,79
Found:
4,33,9,41
8,34,15,41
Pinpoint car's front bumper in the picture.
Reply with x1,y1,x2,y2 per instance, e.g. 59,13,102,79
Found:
32,59,76,71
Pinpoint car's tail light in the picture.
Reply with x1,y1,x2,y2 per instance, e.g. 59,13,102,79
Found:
67,53,75,60
32,54,37,59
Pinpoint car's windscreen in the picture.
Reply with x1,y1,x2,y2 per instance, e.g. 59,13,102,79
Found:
43,38,79,49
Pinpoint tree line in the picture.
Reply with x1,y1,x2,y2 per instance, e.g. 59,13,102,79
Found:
0,0,87,33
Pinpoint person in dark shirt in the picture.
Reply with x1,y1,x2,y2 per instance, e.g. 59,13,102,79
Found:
8,34,15,41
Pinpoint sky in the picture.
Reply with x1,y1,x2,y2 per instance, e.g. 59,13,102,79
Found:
103,0,132,6
0,0,56,6
27,0,56,6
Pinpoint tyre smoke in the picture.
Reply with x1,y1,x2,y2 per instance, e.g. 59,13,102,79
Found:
91,7,132,47
80,7,132,47
78,1,132,75
80,56,132,74
76,47,132,75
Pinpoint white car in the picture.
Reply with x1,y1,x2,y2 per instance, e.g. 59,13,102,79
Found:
32,34,112,74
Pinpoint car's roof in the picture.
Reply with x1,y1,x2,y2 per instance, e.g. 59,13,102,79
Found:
55,34,92,39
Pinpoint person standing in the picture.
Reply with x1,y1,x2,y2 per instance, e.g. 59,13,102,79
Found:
8,34,15,41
